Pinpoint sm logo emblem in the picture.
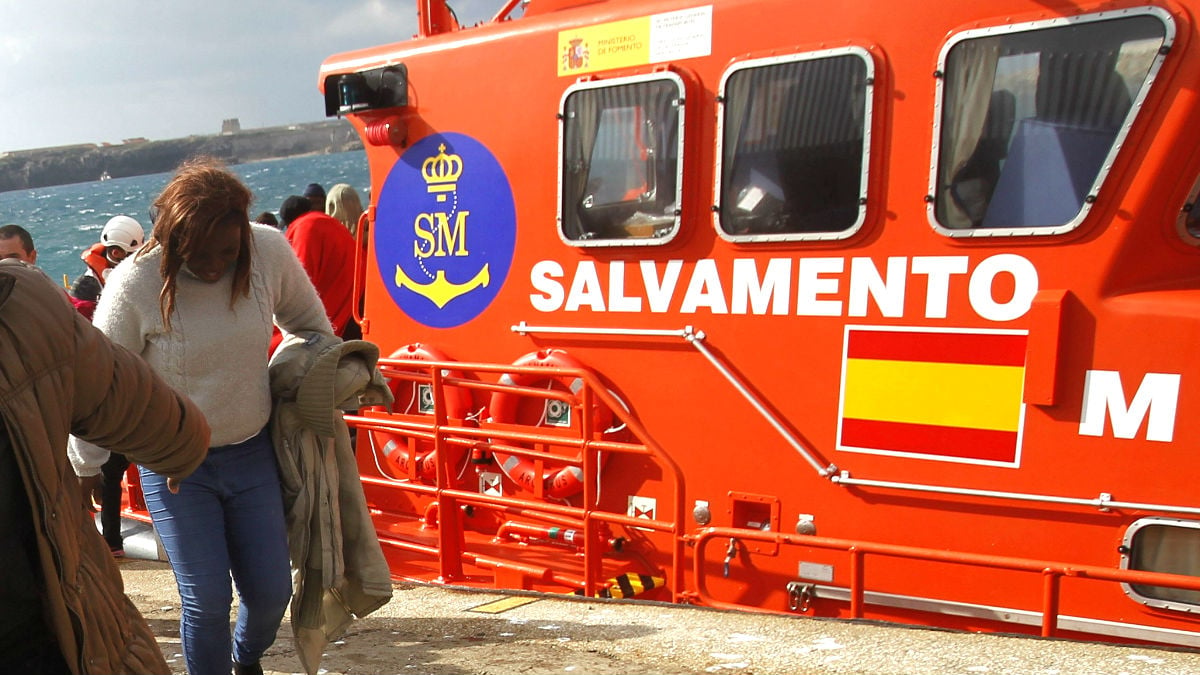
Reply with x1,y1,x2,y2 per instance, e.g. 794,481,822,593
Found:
375,133,516,328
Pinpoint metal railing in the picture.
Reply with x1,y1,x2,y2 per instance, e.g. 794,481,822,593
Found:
345,356,685,599
691,526,1200,638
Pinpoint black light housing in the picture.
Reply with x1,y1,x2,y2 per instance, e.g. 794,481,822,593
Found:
324,64,409,117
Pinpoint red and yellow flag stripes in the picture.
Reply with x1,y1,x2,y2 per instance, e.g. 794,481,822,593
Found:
838,328,1027,464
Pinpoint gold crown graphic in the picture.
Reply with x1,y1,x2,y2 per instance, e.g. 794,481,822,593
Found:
422,144,463,201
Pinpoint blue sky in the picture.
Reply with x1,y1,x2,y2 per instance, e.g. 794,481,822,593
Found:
0,1,506,152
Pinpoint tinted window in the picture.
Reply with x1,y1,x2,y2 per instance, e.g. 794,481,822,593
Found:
934,14,1166,232
718,52,870,240
1182,175,1200,241
1128,522,1200,607
560,77,683,245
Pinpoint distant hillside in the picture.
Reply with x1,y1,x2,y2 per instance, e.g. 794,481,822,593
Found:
0,120,363,192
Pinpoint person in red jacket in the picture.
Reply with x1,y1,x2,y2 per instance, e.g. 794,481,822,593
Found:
283,198,357,338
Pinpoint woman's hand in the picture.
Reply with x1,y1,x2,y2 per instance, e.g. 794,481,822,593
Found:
78,474,103,511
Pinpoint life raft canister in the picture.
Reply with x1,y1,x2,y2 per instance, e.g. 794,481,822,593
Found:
372,343,472,481
486,349,615,499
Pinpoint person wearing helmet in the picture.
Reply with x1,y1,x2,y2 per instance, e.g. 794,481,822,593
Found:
70,215,145,317
68,215,145,558
99,215,144,259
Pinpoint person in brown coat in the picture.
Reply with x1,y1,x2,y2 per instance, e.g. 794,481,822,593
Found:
0,259,210,674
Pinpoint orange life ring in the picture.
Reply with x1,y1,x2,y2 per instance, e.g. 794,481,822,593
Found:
486,349,615,499
371,343,472,481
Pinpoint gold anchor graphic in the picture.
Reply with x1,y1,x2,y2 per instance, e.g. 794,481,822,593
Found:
395,264,490,308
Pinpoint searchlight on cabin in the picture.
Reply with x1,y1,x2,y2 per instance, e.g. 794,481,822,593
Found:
323,64,409,117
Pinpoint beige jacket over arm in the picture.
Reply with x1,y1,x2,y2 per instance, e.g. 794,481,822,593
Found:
269,330,394,675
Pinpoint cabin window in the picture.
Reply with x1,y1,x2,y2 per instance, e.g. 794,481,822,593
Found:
931,9,1171,236
1121,518,1200,611
1180,175,1200,243
715,49,872,242
559,74,685,246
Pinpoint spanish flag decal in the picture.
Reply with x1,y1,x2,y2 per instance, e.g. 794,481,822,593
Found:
837,326,1028,466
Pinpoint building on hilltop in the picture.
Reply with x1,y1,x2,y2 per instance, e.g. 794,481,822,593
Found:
221,118,242,135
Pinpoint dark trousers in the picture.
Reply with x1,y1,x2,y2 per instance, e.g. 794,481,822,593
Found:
100,452,130,550
1,639,70,675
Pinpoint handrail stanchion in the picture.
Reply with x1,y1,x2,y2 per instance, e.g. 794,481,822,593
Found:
1041,569,1061,638
850,547,865,619
430,363,464,581
580,383,599,598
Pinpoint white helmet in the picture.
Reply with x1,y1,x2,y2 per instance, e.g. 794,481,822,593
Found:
100,215,145,253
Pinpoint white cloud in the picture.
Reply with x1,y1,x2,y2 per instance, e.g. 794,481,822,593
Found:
0,1,523,151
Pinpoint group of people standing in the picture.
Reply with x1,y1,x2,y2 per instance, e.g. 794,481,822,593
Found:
1,159,377,675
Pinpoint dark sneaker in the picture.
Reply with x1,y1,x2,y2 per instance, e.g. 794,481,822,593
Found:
232,661,264,675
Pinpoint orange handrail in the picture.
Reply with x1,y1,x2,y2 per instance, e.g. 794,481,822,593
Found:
491,0,524,24
350,208,370,333
347,356,686,600
416,0,459,37
692,526,1200,638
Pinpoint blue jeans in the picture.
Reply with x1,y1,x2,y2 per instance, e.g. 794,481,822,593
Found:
140,429,291,675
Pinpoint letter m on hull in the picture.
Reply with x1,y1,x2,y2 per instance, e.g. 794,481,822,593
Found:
1078,371,1180,442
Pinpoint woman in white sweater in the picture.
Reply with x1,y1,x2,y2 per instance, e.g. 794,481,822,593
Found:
93,158,334,675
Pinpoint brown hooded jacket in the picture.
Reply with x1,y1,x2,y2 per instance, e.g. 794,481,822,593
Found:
0,260,209,674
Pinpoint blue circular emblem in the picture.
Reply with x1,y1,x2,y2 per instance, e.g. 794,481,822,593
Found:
375,133,516,328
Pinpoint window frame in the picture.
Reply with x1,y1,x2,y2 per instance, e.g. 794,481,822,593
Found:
927,7,1175,238
556,72,687,248
1178,174,1200,245
1119,516,1200,612
713,46,875,243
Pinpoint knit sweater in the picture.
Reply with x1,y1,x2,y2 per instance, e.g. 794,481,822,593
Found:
94,224,334,448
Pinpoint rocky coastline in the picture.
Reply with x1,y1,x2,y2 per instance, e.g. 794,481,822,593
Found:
0,119,363,193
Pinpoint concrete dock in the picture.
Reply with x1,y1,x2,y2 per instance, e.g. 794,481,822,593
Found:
117,555,1200,675
102,516,1200,674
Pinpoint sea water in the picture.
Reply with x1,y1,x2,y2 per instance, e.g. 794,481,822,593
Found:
0,150,370,287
